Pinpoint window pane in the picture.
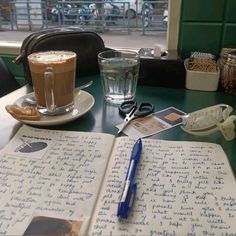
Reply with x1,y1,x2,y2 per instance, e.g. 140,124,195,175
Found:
0,0,170,51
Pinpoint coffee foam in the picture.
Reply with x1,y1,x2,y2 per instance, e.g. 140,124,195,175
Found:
28,51,76,73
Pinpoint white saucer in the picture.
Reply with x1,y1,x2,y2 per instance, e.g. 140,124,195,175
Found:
14,89,95,126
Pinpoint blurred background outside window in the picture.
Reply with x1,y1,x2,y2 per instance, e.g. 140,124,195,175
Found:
0,0,169,49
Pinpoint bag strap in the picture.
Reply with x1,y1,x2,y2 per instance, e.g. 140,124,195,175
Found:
14,27,89,64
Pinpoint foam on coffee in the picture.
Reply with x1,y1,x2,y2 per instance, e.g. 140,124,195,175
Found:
28,51,76,73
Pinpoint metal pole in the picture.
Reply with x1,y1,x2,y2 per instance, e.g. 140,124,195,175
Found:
27,0,32,30
0,8,3,31
43,1,48,28
10,1,14,30
127,2,130,34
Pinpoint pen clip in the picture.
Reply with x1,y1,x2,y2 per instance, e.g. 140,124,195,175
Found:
117,183,137,219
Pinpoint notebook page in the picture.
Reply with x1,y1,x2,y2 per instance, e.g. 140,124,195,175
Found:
88,138,236,235
0,125,115,235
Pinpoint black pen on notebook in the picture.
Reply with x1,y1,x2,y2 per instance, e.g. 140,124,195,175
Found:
117,138,142,219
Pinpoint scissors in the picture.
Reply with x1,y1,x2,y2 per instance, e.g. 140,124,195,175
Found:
117,101,154,134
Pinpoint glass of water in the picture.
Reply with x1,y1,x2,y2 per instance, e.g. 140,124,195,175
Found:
98,49,140,104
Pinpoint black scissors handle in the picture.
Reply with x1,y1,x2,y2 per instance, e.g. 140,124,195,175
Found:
119,101,154,117
117,101,155,134
134,102,154,117
119,101,137,117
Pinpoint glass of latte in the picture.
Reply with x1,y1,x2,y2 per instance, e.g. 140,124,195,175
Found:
28,51,76,115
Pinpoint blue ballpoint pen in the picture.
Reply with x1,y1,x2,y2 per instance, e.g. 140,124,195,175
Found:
117,138,142,219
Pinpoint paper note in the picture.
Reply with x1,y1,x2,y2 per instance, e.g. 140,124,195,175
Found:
0,126,114,235
89,138,236,235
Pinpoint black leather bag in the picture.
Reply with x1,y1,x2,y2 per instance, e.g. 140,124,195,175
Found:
0,57,20,97
14,28,106,84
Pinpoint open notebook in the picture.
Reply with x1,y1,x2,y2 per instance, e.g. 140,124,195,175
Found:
0,125,235,235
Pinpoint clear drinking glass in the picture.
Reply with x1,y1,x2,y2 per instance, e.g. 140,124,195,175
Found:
221,50,236,95
98,50,140,104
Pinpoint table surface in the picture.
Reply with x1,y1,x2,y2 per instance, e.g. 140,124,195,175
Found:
1,75,236,175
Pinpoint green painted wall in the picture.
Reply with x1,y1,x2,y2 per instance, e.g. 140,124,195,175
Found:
178,0,236,58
